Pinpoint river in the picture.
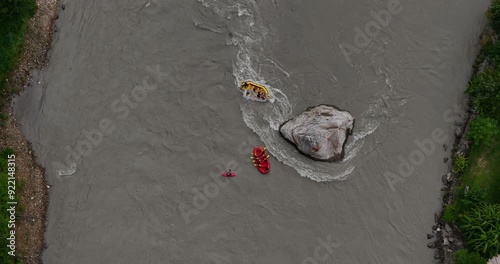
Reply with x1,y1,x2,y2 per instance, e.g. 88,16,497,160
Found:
14,0,490,263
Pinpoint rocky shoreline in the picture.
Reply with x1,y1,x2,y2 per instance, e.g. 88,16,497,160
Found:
429,28,494,264
429,109,474,263
0,0,61,263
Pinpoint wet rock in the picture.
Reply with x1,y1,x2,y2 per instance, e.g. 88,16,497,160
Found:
441,187,447,191
444,157,449,163
427,241,436,248
434,254,441,259
455,128,462,137
432,225,438,231
443,194,449,203
62,4,66,10
441,175,449,185
446,173,453,183
279,105,354,162
443,144,448,151
443,238,450,246
427,234,434,239
454,121,462,126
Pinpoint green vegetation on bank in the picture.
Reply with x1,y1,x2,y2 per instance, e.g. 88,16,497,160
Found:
454,249,487,264
0,0,37,109
467,117,498,146
0,148,18,264
0,1,37,263
446,1,500,262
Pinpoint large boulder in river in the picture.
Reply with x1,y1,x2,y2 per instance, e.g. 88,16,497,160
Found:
279,105,354,162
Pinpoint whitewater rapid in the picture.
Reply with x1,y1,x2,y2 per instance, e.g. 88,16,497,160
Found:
197,0,397,182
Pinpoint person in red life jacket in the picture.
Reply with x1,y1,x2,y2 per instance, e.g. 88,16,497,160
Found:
223,169,235,177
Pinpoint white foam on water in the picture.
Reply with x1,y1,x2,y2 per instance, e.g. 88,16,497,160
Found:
55,162,77,176
241,107,355,182
265,58,291,77
344,115,380,161
198,0,389,181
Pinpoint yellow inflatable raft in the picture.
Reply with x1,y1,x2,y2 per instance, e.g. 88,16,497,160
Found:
240,81,271,101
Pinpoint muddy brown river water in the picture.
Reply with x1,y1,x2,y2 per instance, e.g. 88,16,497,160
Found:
14,0,490,263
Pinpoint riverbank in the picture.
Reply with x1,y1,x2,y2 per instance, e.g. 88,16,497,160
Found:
0,0,60,263
431,106,474,263
432,3,500,262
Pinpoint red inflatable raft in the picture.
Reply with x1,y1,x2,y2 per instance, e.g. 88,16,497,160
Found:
251,147,270,174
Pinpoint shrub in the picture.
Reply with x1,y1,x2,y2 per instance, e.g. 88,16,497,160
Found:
477,40,500,68
444,204,458,224
459,203,500,259
467,117,498,146
454,153,469,174
445,187,486,227
454,249,487,264
466,69,500,118
455,186,488,219
488,0,500,33
0,0,37,101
